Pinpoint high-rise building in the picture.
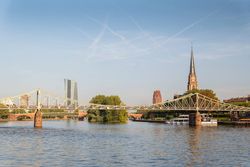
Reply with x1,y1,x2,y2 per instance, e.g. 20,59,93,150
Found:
187,46,198,91
64,79,78,108
153,90,162,104
20,95,29,108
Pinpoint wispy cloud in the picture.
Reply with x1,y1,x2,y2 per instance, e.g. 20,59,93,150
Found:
144,10,219,52
72,26,92,41
87,16,127,41
130,16,159,45
85,16,152,60
72,9,249,63
196,42,250,60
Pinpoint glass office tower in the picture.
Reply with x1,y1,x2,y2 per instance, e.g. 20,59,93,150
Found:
64,79,78,108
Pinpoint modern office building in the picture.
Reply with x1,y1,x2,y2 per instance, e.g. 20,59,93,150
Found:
64,79,78,108
20,94,29,108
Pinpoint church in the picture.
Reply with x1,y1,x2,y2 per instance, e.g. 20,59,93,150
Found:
187,47,198,91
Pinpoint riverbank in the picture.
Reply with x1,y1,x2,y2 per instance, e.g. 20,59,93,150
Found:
0,117,80,122
132,119,250,127
131,119,165,123
218,121,250,126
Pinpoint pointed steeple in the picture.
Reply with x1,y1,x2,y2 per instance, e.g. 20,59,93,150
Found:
187,45,198,91
190,46,196,75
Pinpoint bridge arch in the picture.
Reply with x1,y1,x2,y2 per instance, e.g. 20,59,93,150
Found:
128,113,143,120
16,115,32,121
9,113,35,121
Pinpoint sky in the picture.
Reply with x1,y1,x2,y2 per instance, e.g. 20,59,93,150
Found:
0,0,249,105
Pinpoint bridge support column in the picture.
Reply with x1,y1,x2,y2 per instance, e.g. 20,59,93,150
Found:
34,89,42,128
189,112,201,126
230,111,239,121
34,109,42,128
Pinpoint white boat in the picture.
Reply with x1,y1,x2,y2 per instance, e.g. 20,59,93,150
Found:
166,114,218,126
201,114,218,126
166,115,189,125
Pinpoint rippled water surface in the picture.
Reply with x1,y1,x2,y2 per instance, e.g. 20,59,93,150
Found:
0,120,249,167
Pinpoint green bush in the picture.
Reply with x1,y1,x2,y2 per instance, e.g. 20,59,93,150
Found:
184,89,219,100
41,109,65,113
231,102,250,107
0,114,8,119
90,95,122,105
87,109,127,123
0,109,9,119
11,109,26,114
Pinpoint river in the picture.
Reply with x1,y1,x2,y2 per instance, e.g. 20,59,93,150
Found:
0,120,249,167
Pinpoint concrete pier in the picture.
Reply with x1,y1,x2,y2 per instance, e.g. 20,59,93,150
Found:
189,112,201,126
34,89,42,128
34,109,42,128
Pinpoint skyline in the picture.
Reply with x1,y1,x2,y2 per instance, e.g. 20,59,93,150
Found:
0,0,249,105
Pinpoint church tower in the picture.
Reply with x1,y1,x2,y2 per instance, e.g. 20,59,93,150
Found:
187,46,198,91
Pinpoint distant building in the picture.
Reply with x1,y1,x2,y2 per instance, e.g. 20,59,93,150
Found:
64,79,78,108
187,46,198,91
0,98,13,106
153,90,162,104
20,95,29,108
224,95,250,103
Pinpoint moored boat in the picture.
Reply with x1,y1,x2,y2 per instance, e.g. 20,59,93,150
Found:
166,115,189,125
201,114,217,126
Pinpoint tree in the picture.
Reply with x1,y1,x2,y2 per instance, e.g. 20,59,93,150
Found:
90,95,122,105
90,95,106,105
0,103,9,119
88,95,127,123
0,103,7,108
231,102,250,107
107,96,122,105
184,89,219,100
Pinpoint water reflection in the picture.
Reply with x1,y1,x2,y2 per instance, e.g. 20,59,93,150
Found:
186,126,202,167
0,121,249,167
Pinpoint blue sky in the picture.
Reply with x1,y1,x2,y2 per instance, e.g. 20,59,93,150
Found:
0,0,249,105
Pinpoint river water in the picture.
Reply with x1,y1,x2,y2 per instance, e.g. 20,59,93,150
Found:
0,120,249,167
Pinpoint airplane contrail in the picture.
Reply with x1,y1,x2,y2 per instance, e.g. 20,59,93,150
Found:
130,16,159,45
87,16,127,41
72,25,92,41
87,16,151,56
144,10,219,52
85,22,107,61
89,25,106,49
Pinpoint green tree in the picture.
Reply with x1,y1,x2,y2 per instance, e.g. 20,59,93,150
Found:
184,89,219,100
0,103,7,108
90,95,122,105
107,96,122,105
90,95,106,104
88,95,127,123
231,102,250,107
0,104,9,119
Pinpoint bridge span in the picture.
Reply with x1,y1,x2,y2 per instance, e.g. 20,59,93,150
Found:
1,89,250,127
1,89,250,113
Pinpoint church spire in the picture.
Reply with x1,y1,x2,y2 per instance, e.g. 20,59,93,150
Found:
187,46,198,91
190,46,196,75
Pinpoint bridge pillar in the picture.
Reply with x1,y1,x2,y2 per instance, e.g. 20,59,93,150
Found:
34,89,42,128
189,112,201,126
34,109,42,128
230,111,239,121
9,114,16,121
